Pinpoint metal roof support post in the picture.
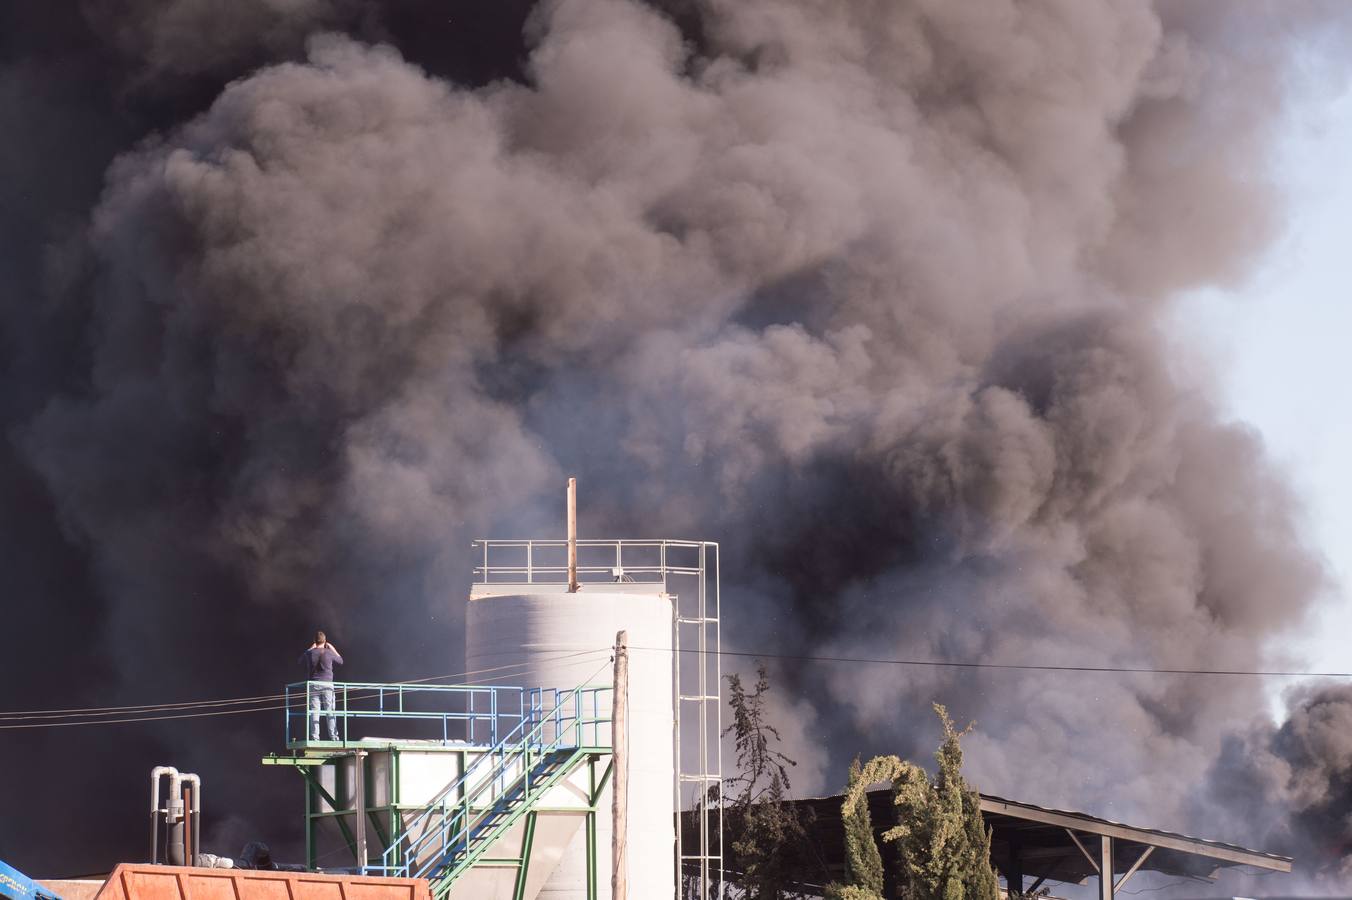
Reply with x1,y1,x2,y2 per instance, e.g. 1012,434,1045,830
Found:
1005,838,1023,896
1099,835,1114,900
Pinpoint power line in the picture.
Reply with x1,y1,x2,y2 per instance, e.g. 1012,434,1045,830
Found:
0,649,608,720
9,639,1340,730
630,645,1352,678
0,649,613,729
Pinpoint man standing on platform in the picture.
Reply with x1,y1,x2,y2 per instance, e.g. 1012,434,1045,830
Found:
299,631,344,742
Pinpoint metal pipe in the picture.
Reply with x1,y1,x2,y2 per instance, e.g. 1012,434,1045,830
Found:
354,751,368,869
567,478,578,593
183,785,192,867
166,768,185,866
181,773,202,867
150,766,178,864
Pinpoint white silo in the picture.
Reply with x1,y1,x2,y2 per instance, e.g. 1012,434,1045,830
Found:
465,582,676,900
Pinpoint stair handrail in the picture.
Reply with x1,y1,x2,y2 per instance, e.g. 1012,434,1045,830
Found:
414,684,606,879
370,682,609,878
427,745,587,896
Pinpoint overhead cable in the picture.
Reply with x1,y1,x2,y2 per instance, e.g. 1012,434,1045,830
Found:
0,648,612,728
0,648,608,720
629,645,1352,678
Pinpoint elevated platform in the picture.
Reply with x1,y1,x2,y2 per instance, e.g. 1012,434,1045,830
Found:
265,680,612,900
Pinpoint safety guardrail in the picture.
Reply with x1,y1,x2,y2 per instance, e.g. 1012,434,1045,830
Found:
284,681,526,746
473,538,711,587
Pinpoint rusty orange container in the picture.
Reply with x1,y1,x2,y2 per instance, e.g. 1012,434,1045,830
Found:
93,865,430,900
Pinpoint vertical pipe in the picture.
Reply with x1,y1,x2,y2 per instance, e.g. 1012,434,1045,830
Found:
567,478,579,593
183,785,193,867
150,767,177,864
183,774,202,868
355,751,368,869
612,630,629,900
166,770,185,866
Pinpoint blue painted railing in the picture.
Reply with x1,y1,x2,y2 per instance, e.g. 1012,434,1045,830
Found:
284,681,527,746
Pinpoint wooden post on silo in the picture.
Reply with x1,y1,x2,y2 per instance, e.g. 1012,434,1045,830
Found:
612,630,628,900
567,477,579,593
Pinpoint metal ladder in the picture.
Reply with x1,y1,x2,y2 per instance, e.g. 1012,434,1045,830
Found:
672,542,723,900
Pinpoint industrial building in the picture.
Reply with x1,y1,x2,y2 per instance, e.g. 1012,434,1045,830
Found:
11,491,1295,900
255,532,723,899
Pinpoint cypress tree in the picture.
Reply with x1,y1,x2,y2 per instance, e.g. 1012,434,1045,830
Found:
828,705,1000,900
884,705,1000,900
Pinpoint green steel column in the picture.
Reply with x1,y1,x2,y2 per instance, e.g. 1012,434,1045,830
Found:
586,810,598,900
512,811,538,900
306,770,315,869
391,750,401,870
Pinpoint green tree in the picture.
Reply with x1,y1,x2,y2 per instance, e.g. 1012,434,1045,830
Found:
719,664,813,899
827,705,1000,900
826,756,911,900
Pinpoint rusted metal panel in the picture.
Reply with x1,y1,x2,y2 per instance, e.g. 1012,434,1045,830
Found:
93,865,430,900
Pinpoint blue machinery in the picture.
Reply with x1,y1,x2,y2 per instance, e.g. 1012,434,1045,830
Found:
264,681,612,899
0,858,63,900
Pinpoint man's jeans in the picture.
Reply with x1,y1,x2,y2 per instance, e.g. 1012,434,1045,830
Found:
309,682,338,741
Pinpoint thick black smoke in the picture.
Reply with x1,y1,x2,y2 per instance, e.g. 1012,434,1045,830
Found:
1,0,1349,886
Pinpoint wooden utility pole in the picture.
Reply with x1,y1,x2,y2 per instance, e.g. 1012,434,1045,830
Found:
612,630,628,900
567,477,579,593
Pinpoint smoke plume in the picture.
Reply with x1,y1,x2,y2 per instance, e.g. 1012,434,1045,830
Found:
2,0,1350,885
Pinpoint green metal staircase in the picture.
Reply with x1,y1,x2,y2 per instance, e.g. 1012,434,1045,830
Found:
369,684,610,899
426,747,587,896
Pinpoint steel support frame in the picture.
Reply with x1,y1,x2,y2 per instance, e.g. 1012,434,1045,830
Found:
1065,828,1163,899
1114,846,1154,893
274,750,405,870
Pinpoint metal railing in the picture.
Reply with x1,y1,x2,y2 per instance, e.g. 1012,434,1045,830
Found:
284,681,526,746
365,684,611,882
473,538,709,588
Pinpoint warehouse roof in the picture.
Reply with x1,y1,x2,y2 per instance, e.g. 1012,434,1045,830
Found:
684,790,1291,894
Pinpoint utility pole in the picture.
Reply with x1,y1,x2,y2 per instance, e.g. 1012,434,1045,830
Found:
567,477,579,593
612,630,628,900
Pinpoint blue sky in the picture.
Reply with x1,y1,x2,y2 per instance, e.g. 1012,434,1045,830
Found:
1173,84,1352,690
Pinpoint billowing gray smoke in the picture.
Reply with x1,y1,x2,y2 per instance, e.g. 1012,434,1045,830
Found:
3,0,1351,884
